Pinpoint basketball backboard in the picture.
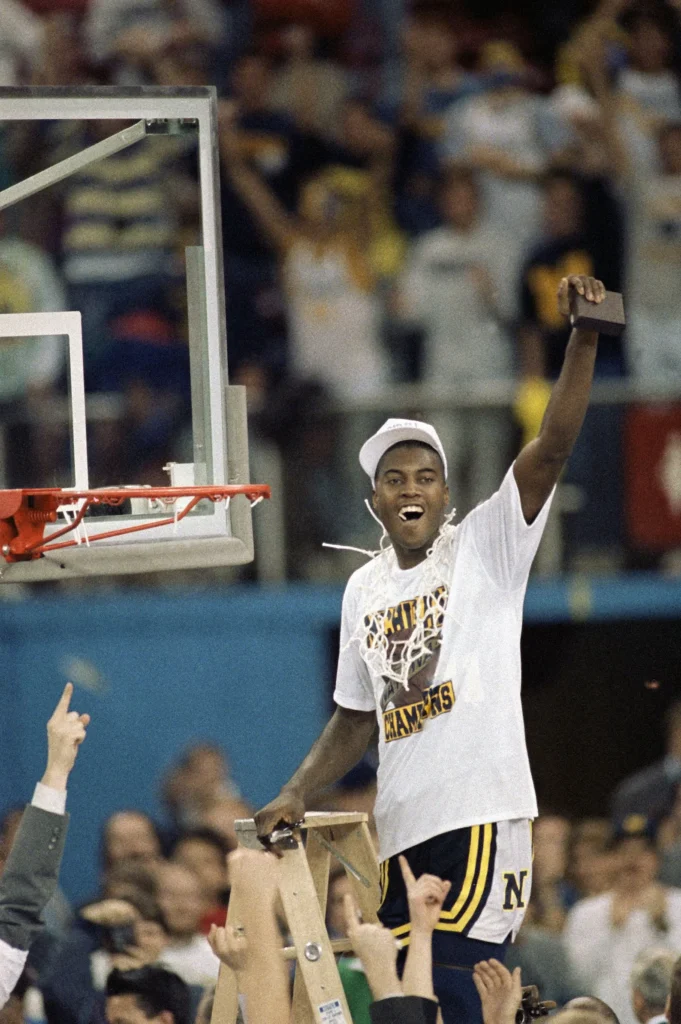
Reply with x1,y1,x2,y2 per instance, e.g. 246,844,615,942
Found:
0,87,263,582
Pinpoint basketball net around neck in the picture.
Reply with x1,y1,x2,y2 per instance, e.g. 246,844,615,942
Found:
324,504,458,691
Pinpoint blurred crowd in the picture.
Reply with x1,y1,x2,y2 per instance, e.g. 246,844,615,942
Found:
6,699,681,1023
2,0,681,576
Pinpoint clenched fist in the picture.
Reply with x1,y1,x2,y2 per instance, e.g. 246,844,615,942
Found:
253,788,305,848
557,274,606,318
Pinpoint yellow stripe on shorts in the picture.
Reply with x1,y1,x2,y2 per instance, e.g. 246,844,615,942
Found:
380,859,390,907
438,825,480,921
437,823,493,932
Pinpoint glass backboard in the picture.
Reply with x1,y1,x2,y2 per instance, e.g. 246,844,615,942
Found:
0,87,259,582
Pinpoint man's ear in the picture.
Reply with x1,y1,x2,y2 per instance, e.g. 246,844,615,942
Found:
372,490,378,510
157,1011,174,1024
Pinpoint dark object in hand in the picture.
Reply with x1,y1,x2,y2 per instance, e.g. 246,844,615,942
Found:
102,923,137,954
570,290,626,336
516,985,557,1024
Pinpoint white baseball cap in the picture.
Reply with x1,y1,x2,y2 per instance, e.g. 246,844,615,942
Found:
359,418,448,483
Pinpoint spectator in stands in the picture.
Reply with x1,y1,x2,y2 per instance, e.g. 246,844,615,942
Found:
398,165,517,514
519,167,624,563
564,817,681,1024
193,987,215,1024
563,995,622,1024
668,955,681,1024
567,819,615,899
220,48,321,378
659,786,681,888
529,814,576,931
220,83,395,396
56,119,188,389
626,118,681,383
545,88,625,303
631,948,677,1024
441,42,570,258
155,862,219,986
571,0,681,172
86,309,192,488
474,958,621,1024
162,745,238,833
171,829,231,934
389,7,484,235
315,98,407,291
102,812,163,874
611,702,681,828
0,211,68,488
83,0,227,85
582,21,681,384
0,0,44,86
221,98,398,558
41,887,169,1024
520,169,620,378
161,744,251,850
505,916,582,1007
269,24,350,140
104,863,160,905
105,966,191,1024
200,798,253,852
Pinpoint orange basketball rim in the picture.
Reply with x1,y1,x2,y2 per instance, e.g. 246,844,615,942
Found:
0,485,271,562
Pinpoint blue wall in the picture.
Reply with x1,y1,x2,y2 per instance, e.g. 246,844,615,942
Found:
0,588,343,904
1,575,680,904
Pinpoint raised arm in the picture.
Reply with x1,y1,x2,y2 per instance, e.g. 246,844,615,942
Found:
218,102,297,253
513,274,605,522
253,705,376,841
209,849,289,1024
399,856,450,1003
574,26,631,181
0,683,89,1009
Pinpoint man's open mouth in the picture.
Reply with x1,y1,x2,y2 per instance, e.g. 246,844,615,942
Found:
398,505,425,522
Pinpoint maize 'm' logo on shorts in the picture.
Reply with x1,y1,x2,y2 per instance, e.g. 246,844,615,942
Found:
382,680,455,742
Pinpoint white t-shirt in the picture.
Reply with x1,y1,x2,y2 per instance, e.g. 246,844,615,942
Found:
284,238,387,400
159,935,220,985
333,464,552,862
400,224,517,386
564,887,681,1024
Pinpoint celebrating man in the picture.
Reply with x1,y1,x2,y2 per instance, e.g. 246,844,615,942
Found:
255,275,608,1023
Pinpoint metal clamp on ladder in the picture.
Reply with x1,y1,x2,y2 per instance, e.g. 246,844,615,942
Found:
210,811,380,1024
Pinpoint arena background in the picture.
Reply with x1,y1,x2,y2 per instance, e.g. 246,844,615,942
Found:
0,0,680,929
0,581,677,903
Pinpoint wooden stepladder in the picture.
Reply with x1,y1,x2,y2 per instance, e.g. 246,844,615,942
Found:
210,811,380,1024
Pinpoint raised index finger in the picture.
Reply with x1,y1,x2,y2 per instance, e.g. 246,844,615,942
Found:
398,855,416,887
53,682,73,716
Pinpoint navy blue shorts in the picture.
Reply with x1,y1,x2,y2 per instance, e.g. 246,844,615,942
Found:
378,820,532,954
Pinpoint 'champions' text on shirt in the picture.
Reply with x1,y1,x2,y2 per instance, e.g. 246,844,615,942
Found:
383,680,455,742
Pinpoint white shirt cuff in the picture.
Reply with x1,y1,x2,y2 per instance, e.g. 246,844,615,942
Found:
31,782,66,815
0,938,28,1009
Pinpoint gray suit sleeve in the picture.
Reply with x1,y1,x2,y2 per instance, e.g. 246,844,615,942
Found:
0,804,69,952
